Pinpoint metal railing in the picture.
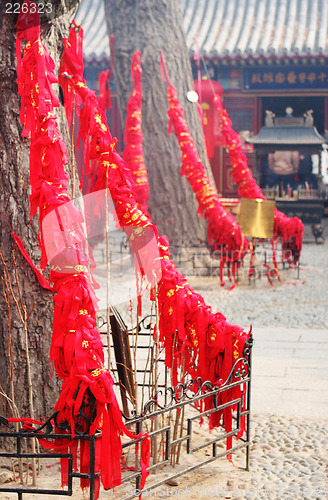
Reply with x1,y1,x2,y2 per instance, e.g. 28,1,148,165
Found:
0,334,253,500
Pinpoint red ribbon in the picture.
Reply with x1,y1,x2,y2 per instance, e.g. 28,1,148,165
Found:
0,211,52,290
123,50,150,218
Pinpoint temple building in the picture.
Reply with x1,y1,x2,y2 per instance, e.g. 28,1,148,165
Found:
76,0,328,198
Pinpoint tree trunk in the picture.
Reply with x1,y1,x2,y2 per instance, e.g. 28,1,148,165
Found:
104,0,216,246
0,9,73,419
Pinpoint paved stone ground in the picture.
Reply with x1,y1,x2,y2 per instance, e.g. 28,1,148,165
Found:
252,326,328,420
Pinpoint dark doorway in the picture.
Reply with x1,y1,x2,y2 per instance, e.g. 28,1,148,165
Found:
261,96,325,133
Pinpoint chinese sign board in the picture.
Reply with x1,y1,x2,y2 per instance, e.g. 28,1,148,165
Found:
243,67,328,91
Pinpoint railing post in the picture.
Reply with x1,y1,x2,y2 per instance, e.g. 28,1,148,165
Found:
89,435,96,500
246,342,252,471
135,421,141,492
165,427,170,461
187,419,191,454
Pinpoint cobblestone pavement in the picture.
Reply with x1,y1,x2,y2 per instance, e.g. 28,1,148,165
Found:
190,239,328,331
148,414,328,500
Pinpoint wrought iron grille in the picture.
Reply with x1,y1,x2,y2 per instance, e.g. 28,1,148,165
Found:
0,334,253,500
0,413,101,499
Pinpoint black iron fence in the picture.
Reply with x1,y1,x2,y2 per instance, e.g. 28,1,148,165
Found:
0,335,253,499
0,414,101,499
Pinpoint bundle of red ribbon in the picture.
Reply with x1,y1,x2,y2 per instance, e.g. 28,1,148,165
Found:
98,69,111,113
157,54,248,287
165,82,248,287
123,51,150,218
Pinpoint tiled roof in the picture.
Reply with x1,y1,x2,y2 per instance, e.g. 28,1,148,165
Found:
75,0,109,61
248,126,326,145
75,0,328,62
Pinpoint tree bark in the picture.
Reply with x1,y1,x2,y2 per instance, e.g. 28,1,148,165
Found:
0,8,73,419
104,0,216,246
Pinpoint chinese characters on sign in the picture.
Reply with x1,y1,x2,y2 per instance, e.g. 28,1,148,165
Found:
243,67,328,91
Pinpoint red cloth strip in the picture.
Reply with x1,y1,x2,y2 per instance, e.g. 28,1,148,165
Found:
0,211,52,291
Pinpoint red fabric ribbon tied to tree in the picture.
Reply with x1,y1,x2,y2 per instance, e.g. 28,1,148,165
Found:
58,20,83,126
123,51,150,218
98,70,112,113
160,53,248,287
